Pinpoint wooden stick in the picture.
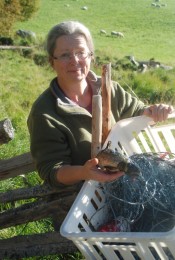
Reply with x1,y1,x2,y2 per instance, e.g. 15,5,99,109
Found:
0,45,34,50
101,63,112,145
91,95,102,157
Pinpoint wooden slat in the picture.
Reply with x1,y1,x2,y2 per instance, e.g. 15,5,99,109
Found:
0,183,78,203
101,63,112,145
0,232,77,258
0,45,34,50
0,193,76,229
0,152,35,180
91,94,102,157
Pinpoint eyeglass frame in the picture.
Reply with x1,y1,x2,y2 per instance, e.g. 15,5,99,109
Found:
52,51,93,62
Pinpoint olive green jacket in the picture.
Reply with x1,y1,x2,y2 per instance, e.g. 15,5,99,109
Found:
27,71,145,188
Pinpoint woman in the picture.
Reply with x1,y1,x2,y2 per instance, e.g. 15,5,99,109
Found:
27,20,173,190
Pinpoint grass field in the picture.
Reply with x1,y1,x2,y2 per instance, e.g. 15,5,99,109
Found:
15,0,175,65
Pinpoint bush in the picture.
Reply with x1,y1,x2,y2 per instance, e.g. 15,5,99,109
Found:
0,0,40,36
0,0,21,36
19,0,40,21
33,53,48,66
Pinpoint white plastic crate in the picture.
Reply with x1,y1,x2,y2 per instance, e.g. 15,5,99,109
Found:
60,114,175,260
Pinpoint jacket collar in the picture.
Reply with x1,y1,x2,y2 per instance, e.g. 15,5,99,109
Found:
51,70,101,96
50,71,102,115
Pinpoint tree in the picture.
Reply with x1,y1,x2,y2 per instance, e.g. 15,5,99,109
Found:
18,0,40,21
0,0,40,36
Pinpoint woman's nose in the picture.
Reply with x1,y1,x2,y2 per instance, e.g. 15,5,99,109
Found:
69,53,79,62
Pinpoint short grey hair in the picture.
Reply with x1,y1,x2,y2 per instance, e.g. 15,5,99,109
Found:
45,21,94,57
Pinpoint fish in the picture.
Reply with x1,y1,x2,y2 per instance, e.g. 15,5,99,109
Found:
96,141,141,177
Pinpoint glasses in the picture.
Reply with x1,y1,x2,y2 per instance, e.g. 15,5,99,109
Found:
53,51,93,62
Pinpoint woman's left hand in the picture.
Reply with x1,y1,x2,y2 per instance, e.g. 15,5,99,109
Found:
143,104,174,122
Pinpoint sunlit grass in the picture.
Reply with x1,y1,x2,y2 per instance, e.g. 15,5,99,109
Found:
0,50,54,157
15,0,175,65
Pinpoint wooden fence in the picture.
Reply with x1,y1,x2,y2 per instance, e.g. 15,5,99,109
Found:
0,119,78,259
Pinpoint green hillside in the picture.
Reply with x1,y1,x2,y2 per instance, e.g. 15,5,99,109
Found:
16,0,175,65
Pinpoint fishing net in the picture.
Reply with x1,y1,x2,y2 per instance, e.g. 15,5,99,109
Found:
96,152,175,232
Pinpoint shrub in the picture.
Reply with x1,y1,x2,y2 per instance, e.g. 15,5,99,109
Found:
0,0,40,36
33,53,48,66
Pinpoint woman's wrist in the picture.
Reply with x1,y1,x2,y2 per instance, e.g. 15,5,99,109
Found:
56,165,85,185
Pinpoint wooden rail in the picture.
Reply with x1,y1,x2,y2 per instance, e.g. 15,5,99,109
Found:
0,119,78,258
0,45,34,50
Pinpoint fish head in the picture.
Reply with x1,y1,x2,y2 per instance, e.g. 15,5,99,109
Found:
125,162,141,178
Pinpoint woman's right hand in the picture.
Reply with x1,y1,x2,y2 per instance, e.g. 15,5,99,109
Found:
57,158,124,185
83,158,124,183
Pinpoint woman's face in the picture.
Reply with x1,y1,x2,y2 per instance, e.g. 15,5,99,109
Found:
51,34,92,85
